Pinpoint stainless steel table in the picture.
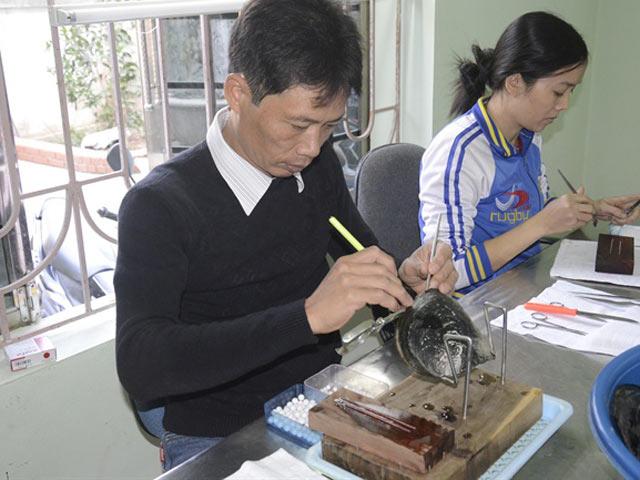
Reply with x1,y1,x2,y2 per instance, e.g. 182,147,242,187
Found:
158,242,622,479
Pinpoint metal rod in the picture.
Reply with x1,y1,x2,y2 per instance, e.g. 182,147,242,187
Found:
392,0,401,143
200,14,216,126
136,20,153,107
155,18,172,161
76,191,117,244
0,51,23,239
484,302,508,385
0,190,73,296
443,333,473,420
107,22,132,188
3,302,115,347
49,16,93,313
51,0,245,26
373,106,396,114
343,0,375,141
482,303,496,356
425,213,442,290
0,286,12,343
335,397,416,433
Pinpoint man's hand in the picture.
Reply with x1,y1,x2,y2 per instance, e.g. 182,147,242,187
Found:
304,246,413,334
399,242,457,295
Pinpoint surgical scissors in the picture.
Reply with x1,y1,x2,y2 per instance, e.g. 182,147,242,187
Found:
521,312,588,336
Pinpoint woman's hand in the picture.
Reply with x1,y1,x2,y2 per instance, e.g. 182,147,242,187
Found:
594,194,640,225
536,186,595,236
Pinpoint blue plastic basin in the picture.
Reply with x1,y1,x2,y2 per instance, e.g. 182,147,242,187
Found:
589,345,640,479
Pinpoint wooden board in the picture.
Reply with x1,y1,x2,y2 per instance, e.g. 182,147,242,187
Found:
308,389,454,473
310,369,543,480
596,233,634,275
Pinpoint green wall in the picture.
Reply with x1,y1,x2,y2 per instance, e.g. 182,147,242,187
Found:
411,0,640,229
430,0,598,203
583,0,640,200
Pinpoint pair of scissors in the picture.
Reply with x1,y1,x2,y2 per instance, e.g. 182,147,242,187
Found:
521,311,588,336
524,302,639,324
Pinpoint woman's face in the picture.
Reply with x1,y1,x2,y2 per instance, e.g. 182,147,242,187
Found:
513,63,587,132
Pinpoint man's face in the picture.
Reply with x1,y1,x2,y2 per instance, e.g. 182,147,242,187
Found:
224,79,346,177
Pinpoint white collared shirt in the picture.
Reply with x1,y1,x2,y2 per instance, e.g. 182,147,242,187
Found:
206,108,304,216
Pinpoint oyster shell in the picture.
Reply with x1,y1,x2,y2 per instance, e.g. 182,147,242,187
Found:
393,289,494,380
611,384,640,458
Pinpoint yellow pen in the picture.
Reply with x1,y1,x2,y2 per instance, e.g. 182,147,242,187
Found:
328,216,418,300
328,216,364,251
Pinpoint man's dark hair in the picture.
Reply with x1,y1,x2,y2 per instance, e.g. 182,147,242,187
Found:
228,0,362,105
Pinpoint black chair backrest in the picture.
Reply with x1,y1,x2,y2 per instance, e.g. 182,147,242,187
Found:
354,143,425,262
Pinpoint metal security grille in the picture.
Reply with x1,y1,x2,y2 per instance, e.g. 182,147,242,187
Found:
0,0,399,347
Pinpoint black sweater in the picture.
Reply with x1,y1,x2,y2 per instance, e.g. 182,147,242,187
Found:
114,141,376,436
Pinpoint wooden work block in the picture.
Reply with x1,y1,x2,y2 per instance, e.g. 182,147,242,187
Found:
308,388,454,473
596,234,634,275
312,369,543,480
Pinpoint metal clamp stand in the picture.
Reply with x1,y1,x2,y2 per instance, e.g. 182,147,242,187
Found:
483,302,508,386
442,334,473,420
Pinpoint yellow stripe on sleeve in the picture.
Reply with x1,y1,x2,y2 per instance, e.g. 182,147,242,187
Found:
472,246,487,279
466,249,479,284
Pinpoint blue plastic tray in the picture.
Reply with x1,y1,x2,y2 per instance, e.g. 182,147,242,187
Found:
305,394,572,480
589,345,640,479
264,384,325,448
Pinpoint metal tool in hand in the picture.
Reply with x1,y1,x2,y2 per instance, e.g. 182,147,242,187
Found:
557,168,597,227
332,214,442,356
336,315,399,355
521,312,588,336
625,198,640,216
425,213,442,291
524,301,639,324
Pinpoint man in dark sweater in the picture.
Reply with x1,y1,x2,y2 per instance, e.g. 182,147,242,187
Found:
115,0,457,471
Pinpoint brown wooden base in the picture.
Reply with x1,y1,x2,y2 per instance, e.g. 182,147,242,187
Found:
314,369,542,479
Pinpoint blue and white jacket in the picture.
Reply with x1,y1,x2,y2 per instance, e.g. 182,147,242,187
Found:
419,98,549,294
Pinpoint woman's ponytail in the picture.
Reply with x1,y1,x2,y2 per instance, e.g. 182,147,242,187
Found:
450,44,495,117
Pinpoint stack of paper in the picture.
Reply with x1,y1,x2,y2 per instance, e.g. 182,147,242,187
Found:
490,280,640,356
550,239,640,287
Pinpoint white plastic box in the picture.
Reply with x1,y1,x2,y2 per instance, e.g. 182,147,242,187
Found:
4,336,56,371
304,364,388,400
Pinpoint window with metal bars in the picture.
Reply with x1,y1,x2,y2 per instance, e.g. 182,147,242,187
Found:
0,0,389,347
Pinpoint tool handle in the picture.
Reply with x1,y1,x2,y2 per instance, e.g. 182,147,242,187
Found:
524,302,577,316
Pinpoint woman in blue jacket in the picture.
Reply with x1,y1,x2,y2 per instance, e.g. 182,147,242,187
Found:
419,11,640,293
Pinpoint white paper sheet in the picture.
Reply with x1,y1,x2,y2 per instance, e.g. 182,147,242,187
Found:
618,224,640,243
490,280,640,356
224,448,325,480
549,239,640,287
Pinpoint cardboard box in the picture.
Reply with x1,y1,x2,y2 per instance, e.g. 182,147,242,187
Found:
4,336,57,371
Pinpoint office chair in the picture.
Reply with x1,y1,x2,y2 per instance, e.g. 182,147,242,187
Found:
354,143,425,341
354,143,425,262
